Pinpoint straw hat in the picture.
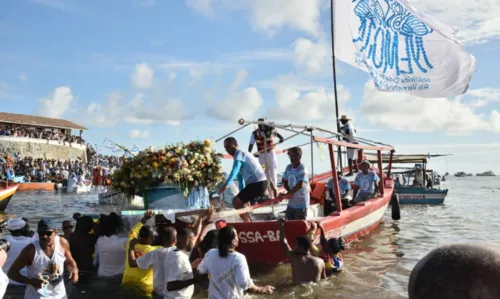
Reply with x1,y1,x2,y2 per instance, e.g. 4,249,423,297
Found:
340,115,351,121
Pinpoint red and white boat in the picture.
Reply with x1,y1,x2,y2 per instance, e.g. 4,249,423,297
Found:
214,119,399,264
120,119,400,265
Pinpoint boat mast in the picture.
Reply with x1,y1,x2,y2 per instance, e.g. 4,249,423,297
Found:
330,0,343,171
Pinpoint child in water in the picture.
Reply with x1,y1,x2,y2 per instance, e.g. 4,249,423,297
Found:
307,221,345,275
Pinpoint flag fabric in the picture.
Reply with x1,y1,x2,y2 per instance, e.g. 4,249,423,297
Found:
333,0,476,98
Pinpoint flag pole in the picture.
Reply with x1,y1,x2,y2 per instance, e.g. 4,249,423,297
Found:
330,0,343,171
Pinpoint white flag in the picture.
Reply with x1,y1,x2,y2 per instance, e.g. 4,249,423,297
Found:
333,0,476,98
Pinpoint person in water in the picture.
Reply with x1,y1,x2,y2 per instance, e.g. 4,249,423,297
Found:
219,137,269,223
8,218,79,299
198,226,275,297
307,222,345,276
278,218,326,283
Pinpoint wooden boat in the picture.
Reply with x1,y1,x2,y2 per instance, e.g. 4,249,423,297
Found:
366,153,450,205
18,182,55,191
0,183,19,211
119,119,399,265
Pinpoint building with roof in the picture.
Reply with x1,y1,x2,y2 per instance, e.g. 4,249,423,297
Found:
0,113,89,161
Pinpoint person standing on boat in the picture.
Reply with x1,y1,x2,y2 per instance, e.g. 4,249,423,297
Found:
282,147,310,220
8,218,79,299
248,118,284,190
326,172,352,214
220,137,268,223
339,115,359,176
352,160,380,204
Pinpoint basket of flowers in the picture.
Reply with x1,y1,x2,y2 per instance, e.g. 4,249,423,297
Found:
111,139,225,208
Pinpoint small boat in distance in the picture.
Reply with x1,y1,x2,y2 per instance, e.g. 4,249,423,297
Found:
476,171,496,177
18,182,55,192
366,153,450,205
454,172,472,177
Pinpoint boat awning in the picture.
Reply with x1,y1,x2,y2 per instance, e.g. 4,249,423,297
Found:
365,153,451,164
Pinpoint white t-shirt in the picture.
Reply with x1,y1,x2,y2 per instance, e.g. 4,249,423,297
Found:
164,249,194,299
198,249,254,299
0,268,8,299
136,246,175,297
95,235,128,277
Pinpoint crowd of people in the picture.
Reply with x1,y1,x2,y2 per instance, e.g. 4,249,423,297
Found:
0,124,86,146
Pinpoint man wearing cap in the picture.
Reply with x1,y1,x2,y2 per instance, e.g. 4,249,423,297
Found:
326,172,352,214
248,118,284,190
339,115,359,176
2,218,34,287
352,160,380,204
8,218,79,298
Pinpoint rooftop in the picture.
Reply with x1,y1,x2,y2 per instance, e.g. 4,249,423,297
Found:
0,112,88,131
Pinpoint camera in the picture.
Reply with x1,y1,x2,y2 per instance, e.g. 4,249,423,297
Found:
0,239,10,252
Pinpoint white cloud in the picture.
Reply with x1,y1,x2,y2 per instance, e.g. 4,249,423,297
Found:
293,38,331,76
206,87,263,121
186,0,324,37
132,63,154,89
85,91,123,127
266,85,352,121
256,73,328,91
18,74,28,81
411,0,500,44
167,71,177,83
133,98,189,123
187,0,215,18
35,86,74,118
124,117,154,125
361,81,500,134
128,129,150,139
166,120,181,126
229,69,248,91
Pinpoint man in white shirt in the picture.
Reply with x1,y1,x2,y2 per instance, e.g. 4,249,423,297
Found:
164,228,206,299
130,227,177,298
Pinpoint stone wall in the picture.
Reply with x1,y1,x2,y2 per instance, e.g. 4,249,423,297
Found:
0,137,87,162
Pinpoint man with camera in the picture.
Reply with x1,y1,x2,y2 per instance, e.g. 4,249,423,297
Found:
248,118,284,190
8,218,79,298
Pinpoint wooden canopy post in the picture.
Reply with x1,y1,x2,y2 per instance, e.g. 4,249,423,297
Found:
388,150,395,176
328,144,342,213
377,150,384,196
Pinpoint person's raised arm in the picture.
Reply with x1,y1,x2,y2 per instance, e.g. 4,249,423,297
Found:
249,131,256,153
61,237,79,284
8,244,44,289
278,218,292,255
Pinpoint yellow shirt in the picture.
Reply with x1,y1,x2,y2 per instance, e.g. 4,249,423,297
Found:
121,222,161,295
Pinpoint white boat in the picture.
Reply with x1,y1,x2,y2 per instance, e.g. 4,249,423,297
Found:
65,182,92,193
97,190,144,208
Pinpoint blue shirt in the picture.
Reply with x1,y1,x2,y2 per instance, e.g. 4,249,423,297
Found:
231,149,267,185
327,177,351,197
283,164,310,209
354,171,380,194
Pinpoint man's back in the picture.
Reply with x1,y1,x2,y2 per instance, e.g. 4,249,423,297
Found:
288,252,325,283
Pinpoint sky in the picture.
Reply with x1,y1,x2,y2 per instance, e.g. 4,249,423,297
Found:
1,0,499,175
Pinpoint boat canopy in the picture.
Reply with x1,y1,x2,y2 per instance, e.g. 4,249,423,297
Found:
365,153,451,164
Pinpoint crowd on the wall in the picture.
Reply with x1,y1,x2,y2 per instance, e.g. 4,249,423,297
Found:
0,124,86,145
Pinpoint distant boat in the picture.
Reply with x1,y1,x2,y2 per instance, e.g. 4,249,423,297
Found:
454,172,467,177
476,171,496,177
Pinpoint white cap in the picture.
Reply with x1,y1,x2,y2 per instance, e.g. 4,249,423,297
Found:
7,218,26,231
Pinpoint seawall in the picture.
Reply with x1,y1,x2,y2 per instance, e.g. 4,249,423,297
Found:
0,137,87,162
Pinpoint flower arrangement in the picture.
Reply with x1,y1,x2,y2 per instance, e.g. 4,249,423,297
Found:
111,139,225,198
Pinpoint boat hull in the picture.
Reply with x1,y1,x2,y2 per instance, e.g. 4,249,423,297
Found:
231,179,394,265
18,182,55,191
0,184,19,211
395,187,448,204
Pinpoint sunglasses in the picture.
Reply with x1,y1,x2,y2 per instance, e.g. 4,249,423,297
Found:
38,231,55,237
63,226,74,230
